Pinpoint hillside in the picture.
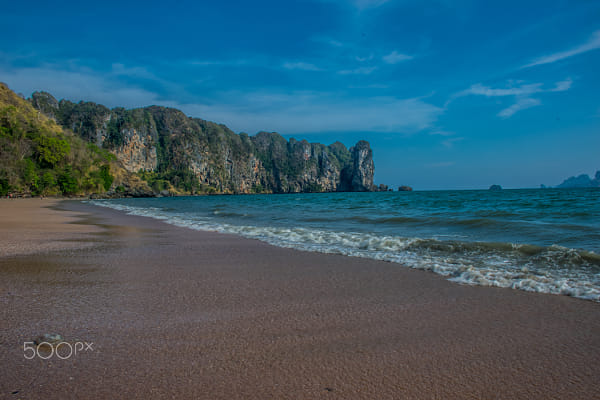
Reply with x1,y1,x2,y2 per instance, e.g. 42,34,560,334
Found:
0,83,151,197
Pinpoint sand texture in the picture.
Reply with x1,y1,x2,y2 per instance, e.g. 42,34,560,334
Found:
1,199,599,399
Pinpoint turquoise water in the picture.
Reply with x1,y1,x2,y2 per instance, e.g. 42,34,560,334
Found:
90,188,600,301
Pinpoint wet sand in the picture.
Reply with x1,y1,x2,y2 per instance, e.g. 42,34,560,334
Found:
1,199,599,399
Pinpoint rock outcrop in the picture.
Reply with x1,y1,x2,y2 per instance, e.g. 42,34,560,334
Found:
30,91,377,194
556,171,600,188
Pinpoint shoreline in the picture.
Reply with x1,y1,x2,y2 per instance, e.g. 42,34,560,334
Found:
1,199,599,399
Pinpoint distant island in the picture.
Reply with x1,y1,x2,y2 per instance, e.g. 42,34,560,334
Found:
0,83,382,197
489,185,502,191
555,171,600,189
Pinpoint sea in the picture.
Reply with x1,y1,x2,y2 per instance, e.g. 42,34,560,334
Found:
89,188,600,301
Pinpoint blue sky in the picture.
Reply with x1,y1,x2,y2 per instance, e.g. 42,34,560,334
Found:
1,0,599,189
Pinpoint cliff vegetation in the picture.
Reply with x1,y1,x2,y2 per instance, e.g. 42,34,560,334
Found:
0,83,151,197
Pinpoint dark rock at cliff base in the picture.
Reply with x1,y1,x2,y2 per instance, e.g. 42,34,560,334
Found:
398,186,413,192
489,185,502,191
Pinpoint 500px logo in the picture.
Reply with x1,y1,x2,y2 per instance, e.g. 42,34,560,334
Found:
24,341,94,360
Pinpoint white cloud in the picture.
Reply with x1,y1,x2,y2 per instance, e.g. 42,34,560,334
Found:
461,82,543,97
355,54,374,62
382,51,413,64
0,62,442,135
312,36,346,48
282,61,323,71
523,30,600,68
338,66,377,75
442,137,464,148
348,83,389,89
111,63,157,80
453,79,572,118
0,65,162,108
187,59,253,67
177,91,442,134
429,129,454,136
550,78,573,92
497,98,541,118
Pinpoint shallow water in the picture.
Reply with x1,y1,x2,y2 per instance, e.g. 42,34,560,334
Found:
89,188,600,301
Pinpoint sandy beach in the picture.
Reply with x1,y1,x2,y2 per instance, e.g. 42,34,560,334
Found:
1,199,599,399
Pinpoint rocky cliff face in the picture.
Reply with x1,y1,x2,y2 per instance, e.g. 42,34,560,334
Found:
348,141,375,192
30,92,376,194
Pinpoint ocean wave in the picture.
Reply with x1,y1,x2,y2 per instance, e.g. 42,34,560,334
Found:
88,200,600,302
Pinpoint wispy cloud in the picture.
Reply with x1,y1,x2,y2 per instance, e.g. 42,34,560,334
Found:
187,59,253,67
355,54,374,62
522,30,600,68
348,83,389,89
187,57,327,73
180,91,442,134
382,51,413,64
497,98,541,118
282,61,323,71
338,66,377,75
453,78,572,118
550,78,573,92
0,61,442,135
312,36,346,48
460,82,543,97
0,64,164,108
442,137,464,148
429,129,454,136
111,63,157,80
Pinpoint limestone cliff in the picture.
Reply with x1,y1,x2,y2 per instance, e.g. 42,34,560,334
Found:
30,91,376,194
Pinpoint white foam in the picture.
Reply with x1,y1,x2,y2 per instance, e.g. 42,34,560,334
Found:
88,200,600,302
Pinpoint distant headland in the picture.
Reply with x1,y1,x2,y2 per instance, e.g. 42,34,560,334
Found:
555,171,600,189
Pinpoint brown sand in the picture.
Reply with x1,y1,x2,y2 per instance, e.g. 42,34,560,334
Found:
0,198,102,257
0,199,599,399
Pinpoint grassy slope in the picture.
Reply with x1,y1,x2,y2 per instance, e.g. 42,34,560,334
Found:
0,82,149,197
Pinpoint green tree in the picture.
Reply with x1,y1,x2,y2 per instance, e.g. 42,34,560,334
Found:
40,171,57,192
99,164,114,191
23,158,39,192
35,135,70,167
58,166,78,194
0,177,10,196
